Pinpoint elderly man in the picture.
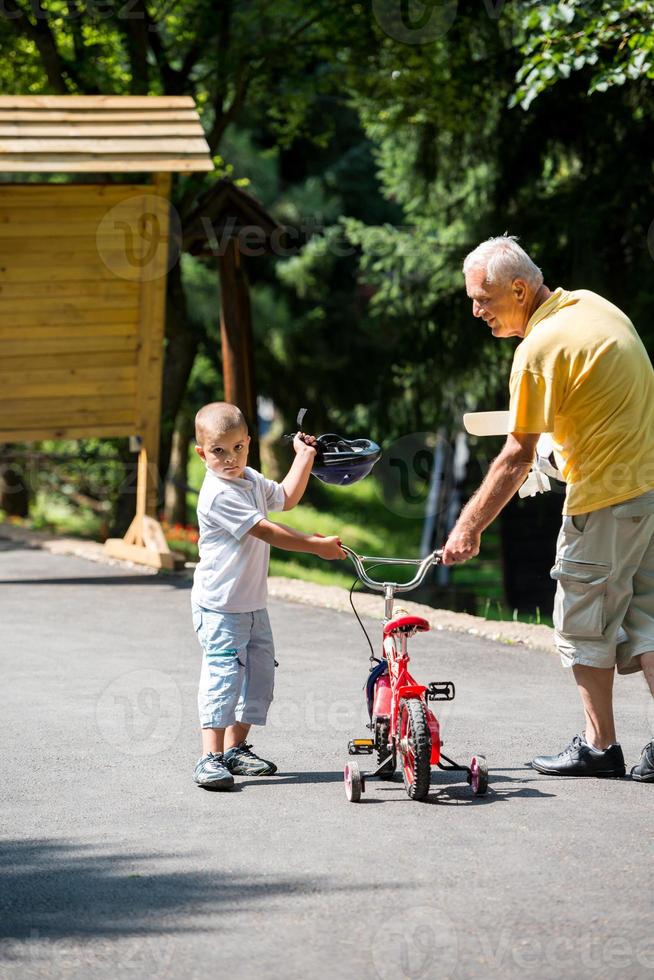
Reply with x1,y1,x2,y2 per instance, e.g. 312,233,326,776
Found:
442,235,654,781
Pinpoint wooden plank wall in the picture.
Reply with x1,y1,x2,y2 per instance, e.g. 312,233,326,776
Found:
0,180,171,512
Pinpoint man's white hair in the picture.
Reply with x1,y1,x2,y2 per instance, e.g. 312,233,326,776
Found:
463,235,543,289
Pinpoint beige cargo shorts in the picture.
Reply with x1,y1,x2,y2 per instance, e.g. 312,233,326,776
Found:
551,489,654,674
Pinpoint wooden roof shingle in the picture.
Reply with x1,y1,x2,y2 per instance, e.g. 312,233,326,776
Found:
0,96,213,173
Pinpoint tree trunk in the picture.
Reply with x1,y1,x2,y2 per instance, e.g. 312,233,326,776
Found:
159,259,200,490
164,406,195,525
108,441,140,537
0,455,30,518
217,241,260,470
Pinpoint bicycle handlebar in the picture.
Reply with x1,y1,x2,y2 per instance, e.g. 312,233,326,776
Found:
341,544,442,594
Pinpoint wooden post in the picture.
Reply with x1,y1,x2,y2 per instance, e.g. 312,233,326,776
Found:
104,445,174,569
139,171,172,516
217,238,260,469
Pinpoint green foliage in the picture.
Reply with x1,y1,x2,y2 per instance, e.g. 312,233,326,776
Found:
182,254,220,345
0,438,126,531
274,7,523,437
513,0,654,108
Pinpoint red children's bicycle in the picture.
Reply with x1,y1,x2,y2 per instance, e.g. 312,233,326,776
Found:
342,545,488,803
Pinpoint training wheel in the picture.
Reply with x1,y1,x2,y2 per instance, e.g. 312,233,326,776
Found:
344,761,363,803
469,755,489,796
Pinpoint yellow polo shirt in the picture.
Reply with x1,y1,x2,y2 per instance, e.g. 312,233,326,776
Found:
508,287,654,515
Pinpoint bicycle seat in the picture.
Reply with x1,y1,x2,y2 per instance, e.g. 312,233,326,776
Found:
384,615,431,636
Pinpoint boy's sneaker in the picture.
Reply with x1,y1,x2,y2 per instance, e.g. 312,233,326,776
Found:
631,740,654,782
223,742,277,776
194,752,235,790
531,734,626,777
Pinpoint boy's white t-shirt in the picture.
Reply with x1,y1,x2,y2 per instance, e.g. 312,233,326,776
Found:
191,465,286,613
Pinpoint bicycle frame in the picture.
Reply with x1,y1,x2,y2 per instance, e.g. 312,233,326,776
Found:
383,629,441,764
342,545,442,764
342,546,489,802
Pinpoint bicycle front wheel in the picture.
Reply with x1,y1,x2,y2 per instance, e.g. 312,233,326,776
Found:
398,698,431,801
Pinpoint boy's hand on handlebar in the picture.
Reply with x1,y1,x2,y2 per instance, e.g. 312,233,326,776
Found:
293,431,317,456
314,535,347,560
441,524,481,565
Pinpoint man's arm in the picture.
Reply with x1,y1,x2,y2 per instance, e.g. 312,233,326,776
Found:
249,518,346,560
282,433,317,510
442,432,539,564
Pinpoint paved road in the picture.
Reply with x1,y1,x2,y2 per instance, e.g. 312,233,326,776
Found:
1,537,653,980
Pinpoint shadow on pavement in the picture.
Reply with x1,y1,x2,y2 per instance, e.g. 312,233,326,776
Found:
360,768,558,805
0,575,192,589
239,761,562,806
0,537,41,553
236,770,345,787
0,837,328,942
431,779,557,806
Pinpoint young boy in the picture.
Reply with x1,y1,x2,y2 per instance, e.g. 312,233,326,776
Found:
191,401,346,790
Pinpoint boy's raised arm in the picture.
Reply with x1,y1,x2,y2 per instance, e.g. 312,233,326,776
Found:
281,433,317,510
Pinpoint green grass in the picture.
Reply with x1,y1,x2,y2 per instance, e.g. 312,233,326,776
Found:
268,478,426,589
0,493,105,539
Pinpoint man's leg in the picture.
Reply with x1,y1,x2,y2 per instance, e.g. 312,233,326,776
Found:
572,664,617,749
640,651,654,695
532,504,643,776
630,652,654,781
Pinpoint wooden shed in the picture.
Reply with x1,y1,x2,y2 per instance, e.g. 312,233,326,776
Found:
0,95,213,568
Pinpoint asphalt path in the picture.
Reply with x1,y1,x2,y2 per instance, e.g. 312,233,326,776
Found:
1,537,653,980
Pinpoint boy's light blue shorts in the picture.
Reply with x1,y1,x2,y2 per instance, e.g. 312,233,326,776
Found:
192,604,276,729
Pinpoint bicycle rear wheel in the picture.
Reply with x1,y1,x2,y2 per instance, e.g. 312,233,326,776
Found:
398,698,431,801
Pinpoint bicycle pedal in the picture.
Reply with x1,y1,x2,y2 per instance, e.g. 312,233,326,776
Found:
348,738,374,755
427,681,456,701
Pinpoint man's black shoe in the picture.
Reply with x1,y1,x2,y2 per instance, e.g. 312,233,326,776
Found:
631,740,654,782
531,734,626,777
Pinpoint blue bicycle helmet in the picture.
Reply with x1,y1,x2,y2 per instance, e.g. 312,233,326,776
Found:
311,432,382,486
284,409,382,487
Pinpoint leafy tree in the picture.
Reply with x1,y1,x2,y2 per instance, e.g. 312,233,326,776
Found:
0,0,379,524
513,0,654,108
276,0,654,442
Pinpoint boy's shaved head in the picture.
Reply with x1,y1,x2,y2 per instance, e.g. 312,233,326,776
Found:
195,402,248,443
